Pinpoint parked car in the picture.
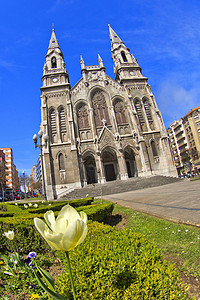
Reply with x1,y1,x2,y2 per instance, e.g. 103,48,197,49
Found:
0,193,11,202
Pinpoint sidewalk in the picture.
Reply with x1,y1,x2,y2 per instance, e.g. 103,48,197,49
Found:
103,179,200,227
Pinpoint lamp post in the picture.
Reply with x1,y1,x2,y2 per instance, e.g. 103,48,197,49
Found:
33,131,48,200
22,170,27,200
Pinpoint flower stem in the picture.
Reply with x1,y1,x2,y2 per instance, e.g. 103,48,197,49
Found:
65,251,76,300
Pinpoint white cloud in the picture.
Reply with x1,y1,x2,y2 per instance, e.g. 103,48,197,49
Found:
157,76,200,127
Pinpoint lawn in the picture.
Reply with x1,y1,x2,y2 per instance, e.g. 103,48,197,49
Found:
0,198,199,299
110,203,200,299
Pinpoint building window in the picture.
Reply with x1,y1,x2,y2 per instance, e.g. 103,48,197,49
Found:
58,153,65,170
134,100,145,129
51,57,57,68
49,109,57,143
151,140,158,157
114,100,127,125
143,99,154,129
92,91,110,127
77,104,89,129
121,51,128,62
59,108,67,142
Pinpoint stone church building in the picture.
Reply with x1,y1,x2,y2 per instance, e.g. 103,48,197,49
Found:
39,25,176,200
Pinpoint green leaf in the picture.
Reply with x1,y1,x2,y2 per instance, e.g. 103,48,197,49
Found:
35,262,55,290
33,269,68,300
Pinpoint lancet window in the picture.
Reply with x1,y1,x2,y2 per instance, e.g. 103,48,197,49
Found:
151,140,158,157
51,57,57,68
121,51,128,62
77,104,89,129
59,108,67,141
114,100,127,125
92,91,110,127
143,100,154,129
58,153,65,170
49,109,57,143
134,100,145,128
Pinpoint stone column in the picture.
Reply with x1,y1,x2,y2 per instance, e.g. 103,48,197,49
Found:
117,152,128,180
96,154,106,183
89,108,96,140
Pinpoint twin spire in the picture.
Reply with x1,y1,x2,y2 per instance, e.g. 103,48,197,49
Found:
108,24,124,46
46,24,138,79
47,23,125,55
48,27,60,50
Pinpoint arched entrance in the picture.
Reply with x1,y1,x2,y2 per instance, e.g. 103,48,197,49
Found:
102,148,119,181
83,154,97,184
124,147,137,178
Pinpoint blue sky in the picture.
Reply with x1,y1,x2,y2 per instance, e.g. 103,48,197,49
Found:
1,0,200,175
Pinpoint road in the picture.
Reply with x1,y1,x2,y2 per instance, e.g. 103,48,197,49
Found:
103,179,200,226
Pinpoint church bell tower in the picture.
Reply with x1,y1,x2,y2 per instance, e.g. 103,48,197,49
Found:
108,24,145,85
40,28,80,200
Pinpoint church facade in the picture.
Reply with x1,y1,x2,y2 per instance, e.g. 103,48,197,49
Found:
39,25,176,200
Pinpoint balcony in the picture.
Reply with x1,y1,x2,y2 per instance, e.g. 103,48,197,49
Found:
174,127,183,136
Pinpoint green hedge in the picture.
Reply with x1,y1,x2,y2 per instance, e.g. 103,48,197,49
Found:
0,198,94,223
0,202,114,254
29,198,94,214
55,222,189,300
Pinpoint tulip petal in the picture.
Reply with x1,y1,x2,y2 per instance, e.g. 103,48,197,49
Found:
58,205,81,223
55,215,68,234
4,231,14,240
34,218,48,240
76,222,88,246
80,211,88,224
62,219,87,251
44,211,56,231
44,230,64,250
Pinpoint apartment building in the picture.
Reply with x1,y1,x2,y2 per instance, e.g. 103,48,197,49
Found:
167,106,200,176
167,120,189,175
0,148,19,191
0,150,6,192
182,106,200,172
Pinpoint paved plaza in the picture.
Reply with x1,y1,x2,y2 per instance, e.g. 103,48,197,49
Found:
103,179,200,227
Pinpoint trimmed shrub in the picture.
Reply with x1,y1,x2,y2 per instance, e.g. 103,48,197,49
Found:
55,222,189,300
0,202,114,254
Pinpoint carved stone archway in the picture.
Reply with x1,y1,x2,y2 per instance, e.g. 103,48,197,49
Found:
101,148,119,181
124,147,138,178
83,154,98,184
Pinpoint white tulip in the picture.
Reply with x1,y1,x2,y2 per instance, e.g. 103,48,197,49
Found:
4,231,14,240
34,204,88,251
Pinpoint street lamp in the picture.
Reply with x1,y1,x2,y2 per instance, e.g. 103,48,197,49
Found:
33,131,48,200
22,170,27,199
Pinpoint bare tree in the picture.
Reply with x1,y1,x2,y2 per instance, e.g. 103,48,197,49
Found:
19,173,30,194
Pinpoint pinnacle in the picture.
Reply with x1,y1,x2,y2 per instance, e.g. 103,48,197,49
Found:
48,27,60,50
108,24,124,45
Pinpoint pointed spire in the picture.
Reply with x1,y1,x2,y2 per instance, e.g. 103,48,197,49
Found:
48,27,60,50
108,24,124,47
98,54,104,68
80,55,85,69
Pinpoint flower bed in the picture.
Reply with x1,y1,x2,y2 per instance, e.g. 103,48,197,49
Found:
55,222,189,299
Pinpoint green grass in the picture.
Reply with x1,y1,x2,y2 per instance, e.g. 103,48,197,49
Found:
190,176,200,181
112,204,200,278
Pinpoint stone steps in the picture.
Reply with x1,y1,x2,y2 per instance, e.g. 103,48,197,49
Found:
60,175,181,200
